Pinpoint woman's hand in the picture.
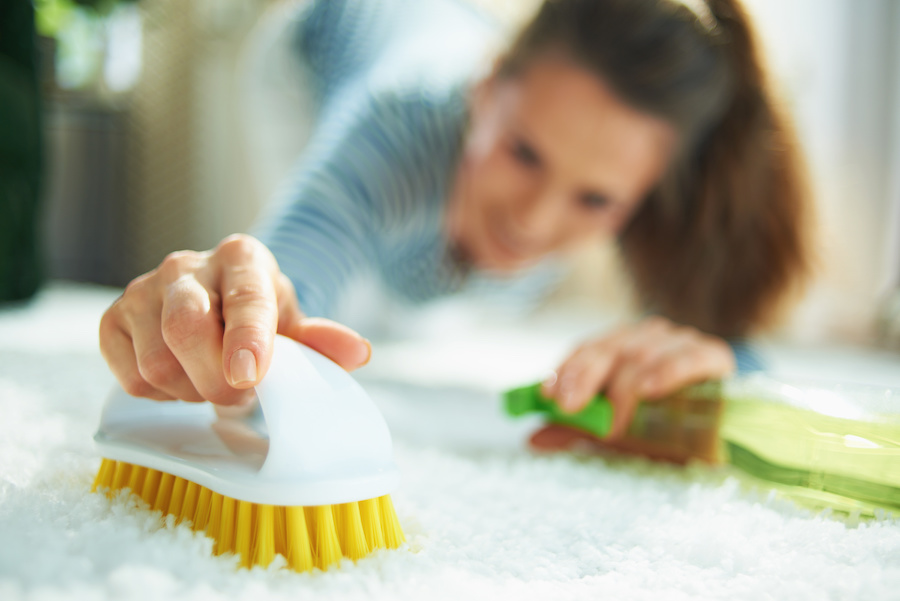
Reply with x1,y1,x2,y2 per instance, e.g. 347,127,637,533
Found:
99,234,370,406
535,316,735,443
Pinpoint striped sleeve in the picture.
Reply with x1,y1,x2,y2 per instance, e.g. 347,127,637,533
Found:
253,90,459,317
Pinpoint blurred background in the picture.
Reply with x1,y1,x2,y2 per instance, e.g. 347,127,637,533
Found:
2,0,899,350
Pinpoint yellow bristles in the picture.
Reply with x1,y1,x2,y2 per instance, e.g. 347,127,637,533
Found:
180,482,200,524
378,495,405,549
313,505,343,570
235,500,254,567
359,498,385,549
206,493,224,543
112,461,132,491
92,459,405,572
142,469,162,505
253,504,275,568
168,478,188,518
153,473,175,513
92,458,115,492
219,496,237,555
127,466,146,496
193,487,212,531
337,502,369,560
284,506,314,572
273,506,287,556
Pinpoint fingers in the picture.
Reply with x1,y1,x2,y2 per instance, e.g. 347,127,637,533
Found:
542,343,617,413
641,336,735,400
101,272,200,402
100,238,272,405
98,233,370,406
99,314,172,401
544,317,736,441
541,318,669,413
160,274,255,405
215,236,281,390
131,294,206,404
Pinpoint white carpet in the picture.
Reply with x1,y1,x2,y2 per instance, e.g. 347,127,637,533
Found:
1,282,899,601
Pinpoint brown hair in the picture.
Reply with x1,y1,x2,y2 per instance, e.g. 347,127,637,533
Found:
498,0,813,338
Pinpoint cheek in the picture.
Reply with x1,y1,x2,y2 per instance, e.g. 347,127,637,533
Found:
466,148,536,213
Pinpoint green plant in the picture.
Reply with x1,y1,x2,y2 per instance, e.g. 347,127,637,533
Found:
35,0,138,38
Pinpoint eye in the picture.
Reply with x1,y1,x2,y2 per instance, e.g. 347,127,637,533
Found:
510,139,541,168
580,192,611,210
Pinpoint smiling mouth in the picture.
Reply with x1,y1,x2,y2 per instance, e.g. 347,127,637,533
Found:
484,225,541,269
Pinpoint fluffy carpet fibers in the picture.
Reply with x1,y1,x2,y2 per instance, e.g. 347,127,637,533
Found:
1,284,899,601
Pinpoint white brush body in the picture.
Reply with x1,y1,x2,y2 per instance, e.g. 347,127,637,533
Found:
94,336,400,506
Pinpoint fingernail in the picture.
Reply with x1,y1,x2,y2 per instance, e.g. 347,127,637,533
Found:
230,348,258,385
641,377,658,397
359,338,372,367
558,373,579,409
541,371,559,396
559,390,578,413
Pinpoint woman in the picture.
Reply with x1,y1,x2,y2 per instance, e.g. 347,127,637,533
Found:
100,0,811,445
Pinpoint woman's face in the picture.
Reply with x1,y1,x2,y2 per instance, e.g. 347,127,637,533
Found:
447,56,677,273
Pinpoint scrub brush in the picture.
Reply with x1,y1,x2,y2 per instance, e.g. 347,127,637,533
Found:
92,335,405,572
505,375,900,515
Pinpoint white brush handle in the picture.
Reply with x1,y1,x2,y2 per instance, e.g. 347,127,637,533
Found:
95,336,400,505
255,336,394,478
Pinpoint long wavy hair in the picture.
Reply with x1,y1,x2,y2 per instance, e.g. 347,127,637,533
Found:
497,0,813,338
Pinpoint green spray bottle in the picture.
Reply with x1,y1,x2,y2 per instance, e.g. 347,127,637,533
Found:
505,375,900,515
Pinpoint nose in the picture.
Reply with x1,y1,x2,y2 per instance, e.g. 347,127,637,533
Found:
510,183,567,244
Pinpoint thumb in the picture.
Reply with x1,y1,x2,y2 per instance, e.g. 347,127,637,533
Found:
280,316,372,371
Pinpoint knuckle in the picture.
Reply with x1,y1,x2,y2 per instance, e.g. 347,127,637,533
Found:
577,337,610,357
158,250,200,279
652,362,679,386
161,302,208,345
124,271,152,291
122,273,153,304
137,350,182,389
658,356,690,384
117,276,158,320
223,283,274,309
216,234,261,263
98,310,119,339
630,346,656,364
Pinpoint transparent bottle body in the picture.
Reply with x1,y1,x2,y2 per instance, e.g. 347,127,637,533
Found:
716,377,900,515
